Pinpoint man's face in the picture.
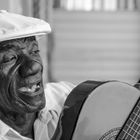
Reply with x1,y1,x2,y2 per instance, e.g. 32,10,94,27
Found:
0,36,46,113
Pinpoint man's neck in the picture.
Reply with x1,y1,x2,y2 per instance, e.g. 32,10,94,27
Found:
0,111,37,139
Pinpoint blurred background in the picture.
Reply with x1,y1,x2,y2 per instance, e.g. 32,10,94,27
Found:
1,0,140,85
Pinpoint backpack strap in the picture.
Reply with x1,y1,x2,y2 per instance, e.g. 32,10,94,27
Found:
51,80,107,140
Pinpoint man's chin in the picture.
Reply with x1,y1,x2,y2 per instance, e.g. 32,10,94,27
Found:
26,96,46,112
23,101,45,113
26,102,46,113
14,95,46,113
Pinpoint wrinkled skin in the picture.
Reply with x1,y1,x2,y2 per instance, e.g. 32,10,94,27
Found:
0,36,46,138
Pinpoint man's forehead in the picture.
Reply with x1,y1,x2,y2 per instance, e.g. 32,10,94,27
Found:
0,36,37,50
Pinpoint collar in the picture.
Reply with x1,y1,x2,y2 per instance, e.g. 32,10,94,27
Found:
38,107,52,123
0,108,53,140
0,120,32,140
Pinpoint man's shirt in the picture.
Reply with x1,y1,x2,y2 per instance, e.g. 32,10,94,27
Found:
0,81,75,140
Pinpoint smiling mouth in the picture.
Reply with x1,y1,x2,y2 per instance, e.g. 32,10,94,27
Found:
18,82,43,96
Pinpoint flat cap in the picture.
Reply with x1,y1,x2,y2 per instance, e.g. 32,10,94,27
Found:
0,10,51,42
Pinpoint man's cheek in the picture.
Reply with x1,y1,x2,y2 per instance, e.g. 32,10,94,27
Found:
0,75,13,111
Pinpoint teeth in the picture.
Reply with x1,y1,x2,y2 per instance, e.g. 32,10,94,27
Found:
19,84,40,93
32,85,37,92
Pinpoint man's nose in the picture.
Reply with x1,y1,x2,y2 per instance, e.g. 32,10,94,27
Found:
18,57,42,78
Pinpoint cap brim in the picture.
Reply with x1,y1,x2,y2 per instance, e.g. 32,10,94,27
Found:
0,10,51,42
0,23,51,42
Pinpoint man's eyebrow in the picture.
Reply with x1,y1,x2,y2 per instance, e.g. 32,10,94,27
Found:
0,39,38,52
0,40,30,51
0,44,19,51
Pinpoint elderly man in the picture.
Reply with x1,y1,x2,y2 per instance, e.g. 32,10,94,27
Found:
0,10,75,140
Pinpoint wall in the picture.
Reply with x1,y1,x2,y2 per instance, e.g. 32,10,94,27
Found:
52,10,140,85
0,0,10,10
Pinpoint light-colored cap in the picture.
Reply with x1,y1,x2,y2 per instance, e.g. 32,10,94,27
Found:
0,10,51,42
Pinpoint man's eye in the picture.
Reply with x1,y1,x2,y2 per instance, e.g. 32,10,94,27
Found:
31,50,40,55
3,56,17,63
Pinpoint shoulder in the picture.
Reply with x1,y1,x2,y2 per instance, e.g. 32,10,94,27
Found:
44,81,76,114
45,81,75,94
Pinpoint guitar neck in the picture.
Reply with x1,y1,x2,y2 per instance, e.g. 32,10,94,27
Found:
116,97,140,139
